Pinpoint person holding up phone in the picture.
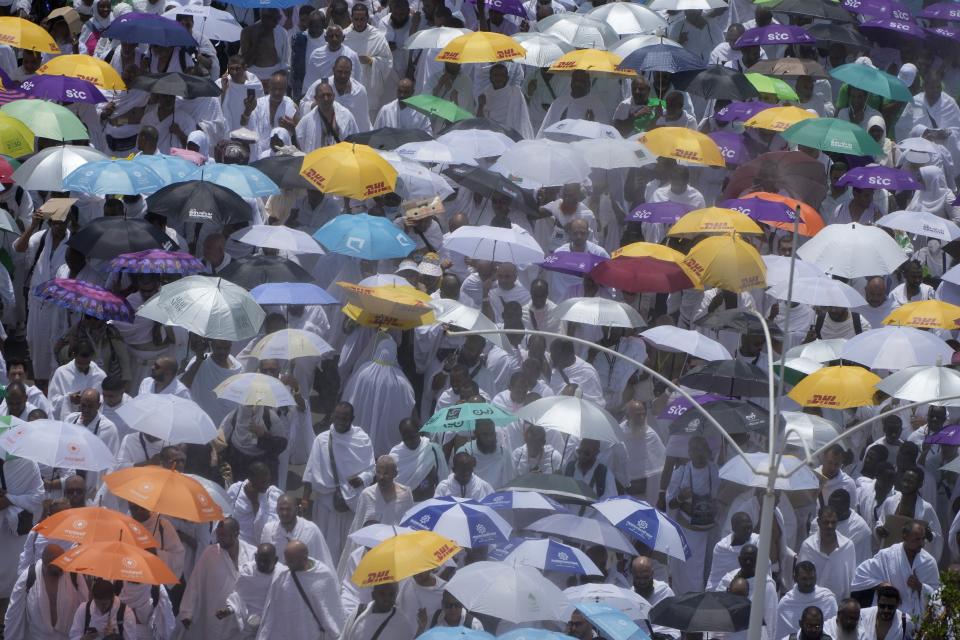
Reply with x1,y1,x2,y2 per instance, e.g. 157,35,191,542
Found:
217,55,265,132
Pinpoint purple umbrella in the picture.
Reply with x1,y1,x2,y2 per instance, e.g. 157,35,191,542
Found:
735,25,814,48
925,424,960,445
19,75,107,104
539,251,608,277
627,202,695,224
920,2,960,21
714,101,772,123
108,249,205,275
842,0,912,21
103,12,198,47
658,393,728,420
926,25,960,42
719,197,795,223
859,17,926,40
34,278,134,322
465,0,526,18
708,131,749,166
836,165,921,190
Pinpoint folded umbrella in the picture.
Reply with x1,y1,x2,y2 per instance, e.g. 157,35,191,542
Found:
34,278,134,322
130,72,219,97
104,12,197,47
66,217,176,259
146,180,251,228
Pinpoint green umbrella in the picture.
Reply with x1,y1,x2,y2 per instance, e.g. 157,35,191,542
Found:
420,402,516,433
402,94,473,123
829,63,911,102
744,73,799,101
0,99,89,142
781,117,883,157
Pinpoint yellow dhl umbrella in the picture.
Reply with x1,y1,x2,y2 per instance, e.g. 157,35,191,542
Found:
612,242,686,262
300,142,398,199
639,127,725,167
37,55,126,90
352,531,460,587
883,299,960,330
787,365,880,409
667,207,763,237
0,17,58,54
548,49,635,76
0,113,33,157
436,31,525,64
744,105,818,132
682,234,766,293
339,282,435,329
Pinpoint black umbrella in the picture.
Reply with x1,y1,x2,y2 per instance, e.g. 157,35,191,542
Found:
250,155,313,191
502,472,597,504
441,117,523,142
679,360,769,398
670,400,768,436
649,592,752,633
694,309,784,339
219,254,313,290
673,66,759,101
146,180,250,228
768,0,856,23
67,217,177,259
723,151,828,212
805,23,871,49
345,127,433,150
130,72,220,98
441,164,538,215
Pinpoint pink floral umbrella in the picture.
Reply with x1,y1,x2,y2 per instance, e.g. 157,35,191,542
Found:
108,249,204,276
34,278,133,322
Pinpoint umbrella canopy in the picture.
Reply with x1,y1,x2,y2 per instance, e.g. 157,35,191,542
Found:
419,629,495,640
490,139,590,188
512,32,575,67
429,298,511,350
37,55,125,90
134,275,264,341
313,213,417,260
402,94,473,123
877,210,960,243
620,43,705,74
723,151,828,209
837,166,920,191
446,561,568,623
300,142,397,199
736,24,813,47
796,223,907,277
108,249,204,276
436,128,515,159
404,26,471,49
884,299,960,329
587,2,665,35
351,530,460,586
436,32,525,63
781,117,883,156
502,538,602,575
421,402,516,434
161,4,241,41
34,506,158,548
340,282,435,330
553,297,646,329
679,359,769,397
248,155,313,190
348,524,415,547
214,372,296,408
678,65,759,101
626,202,696,225
104,467,223,522
668,207,763,236
442,117,523,142
829,62,911,101
444,224,544,265
670,399,767,436
683,234,766,292
249,282,337,306
840,326,955,369
34,278,134,322
541,251,608,277
0,418,115,470
481,491,566,512
9,145,102,192
385,155,456,201
649,592,751,633
920,2,960,19
787,365,880,409
785,339,846,363
776,357,825,386
708,131,750,165
720,197,796,224
719,452,820,491
130,153,198,186
53,541,178,585
515,396,624,443
0,16,58,53
146,180,251,228
130,72,219,98
186,164,279,198
62,159,165,195
591,256,697,294
876,365,960,406
744,105,818,132
640,325,730,361
575,603,649,640
536,14,619,48
345,126,434,150
714,101,773,123
926,424,960,445
395,140,476,165
767,276,867,308
742,192,825,236
1,99,87,141
806,22,871,48
442,164,537,214
548,48,634,77
232,225,323,255
104,12,197,47
570,139,654,170
503,473,598,503
761,255,825,290
115,395,218,444
247,328,333,361
401,497,511,548
543,118,621,142
611,34,682,59
564,584,651,620
744,73,798,100
526,514,634,554
592,497,691,560
747,57,828,77
639,127,725,167
0,112,33,157
781,411,840,451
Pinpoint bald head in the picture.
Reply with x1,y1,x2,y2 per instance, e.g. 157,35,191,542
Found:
42,544,65,577
285,540,309,571
152,357,178,386
631,556,654,595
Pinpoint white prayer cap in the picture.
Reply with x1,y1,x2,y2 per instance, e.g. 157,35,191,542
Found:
396,259,419,274
898,63,918,87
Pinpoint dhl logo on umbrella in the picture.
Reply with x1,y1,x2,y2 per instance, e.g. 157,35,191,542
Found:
809,394,839,407
363,569,394,585
772,121,792,131
496,48,524,59
681,257,705,276
363,181,390,197
702,222,735,231
436,51,460,61
674,149,702,161
433,543,457,561
302,167,326,187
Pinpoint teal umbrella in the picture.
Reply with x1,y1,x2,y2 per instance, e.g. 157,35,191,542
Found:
421,402,516,433
781,118,883,157
829,63,912,102
403,94,473,123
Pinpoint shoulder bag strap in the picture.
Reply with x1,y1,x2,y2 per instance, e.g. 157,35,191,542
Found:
327,433,341,485
369,607,397,640
290,570,325,634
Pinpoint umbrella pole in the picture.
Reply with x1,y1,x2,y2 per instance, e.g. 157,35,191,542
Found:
773,207,802,406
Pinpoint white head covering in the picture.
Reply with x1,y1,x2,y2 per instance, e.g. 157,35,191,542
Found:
898,63,918,87
186,130,209,158
908,165,955,213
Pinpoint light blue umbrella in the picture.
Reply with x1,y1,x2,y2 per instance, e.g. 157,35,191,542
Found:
185,163,280,198
418,628,495,640
62,159,166,195
250,282,337,306
498,630,577,640
131,153,197,186
313,213,417,260
576,603,650,640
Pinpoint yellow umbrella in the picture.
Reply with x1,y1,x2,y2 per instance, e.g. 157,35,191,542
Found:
37,55,126,90
883,299,960,330
300,142,398,200
0,17,58,54
548,49,635,76
682,234,766,292
0,113,34,158
667,207,763,237
639,127,725,167
787,365,880,409
611,242,686,262
352,531,460,587
744,106,818,132
436,32,525,63
339,282,435,329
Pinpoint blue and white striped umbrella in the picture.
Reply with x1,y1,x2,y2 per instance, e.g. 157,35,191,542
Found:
400,496,511,548
592,497,691,560
481,491,567,512
503,538,602,576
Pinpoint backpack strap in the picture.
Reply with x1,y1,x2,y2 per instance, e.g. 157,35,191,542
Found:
25,561,36,592
591,463,608,497
429,609,442,628
117,602,127,639
814,312,825,339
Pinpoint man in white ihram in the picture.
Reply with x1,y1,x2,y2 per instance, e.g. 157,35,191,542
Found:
260,495,334,571
4,544,87,640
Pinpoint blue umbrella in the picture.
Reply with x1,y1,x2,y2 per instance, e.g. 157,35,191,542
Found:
103,12,198,47
131,153,197,186
498,630,578,640
313,213,417,260
418,629,495,640
63,160,166,196
185,164,280,198
575,603,650,640
620,44,705,74
250,282,337,306
400,496,512,548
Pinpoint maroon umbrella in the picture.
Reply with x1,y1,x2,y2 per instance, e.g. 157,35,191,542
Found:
722,150,828,211
590,257,695,294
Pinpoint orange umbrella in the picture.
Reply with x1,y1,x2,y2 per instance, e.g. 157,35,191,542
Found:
103,467,223,523
53,541,179,585
34,506,159,548
741,192,825,237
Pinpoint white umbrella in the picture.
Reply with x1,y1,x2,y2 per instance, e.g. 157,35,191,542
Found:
777,357,824,381
785,339,846,363
640,325,731,361
942,457,960,473
445,562,569,623
781,412,840,451
877,210,960,243
767,276,867,308
214,372,296,407
513,32,575,67
395,140,476,165
444,224,545,265
943,264,960,287
795,223,907,278
719,452,820,491
898,137,939,164
839,326,954,370
611,34,682,59
383,156,456,201
553,297,645,329
570,139,656,170
516,396,624,443
436,129,515,159
429,298,511,350
587,2,667,35
348,524,415,548
185,474,232,516
247,328,334,361
405,26,472,49
115,395,217,444
0,419,115,471
649,0,727,9
231,225,325,254
503,538,602,575
761,255,824,290
540,119,622,142
162,4,241,41
490,139,591,188
563,584,651,620
358,274,410,288
875,365,960,406
12,145,108,191
526,514,635,554
536,14,619,48
135,275,265,341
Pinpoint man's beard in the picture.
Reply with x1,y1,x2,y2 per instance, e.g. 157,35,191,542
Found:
833,627,859,640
